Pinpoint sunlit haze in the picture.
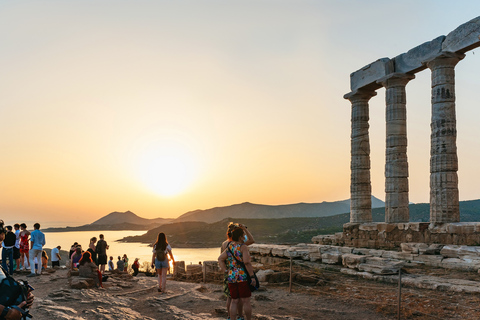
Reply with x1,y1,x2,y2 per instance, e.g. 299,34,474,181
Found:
1,1,480,225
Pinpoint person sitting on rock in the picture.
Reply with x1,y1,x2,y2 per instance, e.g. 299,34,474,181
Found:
78,251,107,288
116,256,125,272
108,256,114,271
70,247,82,270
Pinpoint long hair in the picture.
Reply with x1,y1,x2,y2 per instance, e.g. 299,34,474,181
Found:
79,251,93,266
154,232,167,251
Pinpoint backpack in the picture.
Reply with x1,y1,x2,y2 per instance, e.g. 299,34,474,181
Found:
0,265,32,319
155,246,166,261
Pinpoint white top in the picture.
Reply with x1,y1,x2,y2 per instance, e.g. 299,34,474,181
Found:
51,247,60,262
15,229,20,248
152,244,172,254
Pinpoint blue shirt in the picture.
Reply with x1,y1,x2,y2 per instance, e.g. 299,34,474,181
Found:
30,229,46,250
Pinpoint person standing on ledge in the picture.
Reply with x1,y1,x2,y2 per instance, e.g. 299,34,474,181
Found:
95,234,109,274
28,223,45,277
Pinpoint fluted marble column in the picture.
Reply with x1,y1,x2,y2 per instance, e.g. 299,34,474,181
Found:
425,52,465,223
344,89,377,223
377,73,415,223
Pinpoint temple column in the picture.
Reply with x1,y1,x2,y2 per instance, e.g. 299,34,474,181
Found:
425,52,465,223
344,89,377,223
377,73,415,223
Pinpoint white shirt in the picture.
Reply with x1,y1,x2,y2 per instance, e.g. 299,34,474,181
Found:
51,247,60,262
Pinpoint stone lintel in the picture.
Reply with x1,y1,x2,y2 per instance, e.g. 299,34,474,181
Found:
393,36,445,74
442,16,480,53
349,58,393,92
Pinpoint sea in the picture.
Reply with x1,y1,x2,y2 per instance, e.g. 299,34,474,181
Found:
42,230,220,266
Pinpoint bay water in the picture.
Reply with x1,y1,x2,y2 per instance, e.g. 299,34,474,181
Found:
43,230,220,267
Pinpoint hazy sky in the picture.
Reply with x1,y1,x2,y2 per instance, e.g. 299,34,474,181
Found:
1,1,480,225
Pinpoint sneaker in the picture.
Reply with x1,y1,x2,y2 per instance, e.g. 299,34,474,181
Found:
237,317,245,320
26,273,36,277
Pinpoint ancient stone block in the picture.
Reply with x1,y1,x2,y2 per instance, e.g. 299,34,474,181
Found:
342,253,368,269
358,257,404,274
271,245,290,257
256,269,275,282
393,36,444,74
321,252,342,265
350,58,393,91
400,242,428,254
442,16,480,53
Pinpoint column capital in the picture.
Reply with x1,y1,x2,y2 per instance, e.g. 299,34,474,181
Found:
424,51,466,69
377,73,415,88
344,89,377,102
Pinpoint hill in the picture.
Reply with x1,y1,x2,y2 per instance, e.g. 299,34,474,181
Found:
90,210,170,226
120,199,480,247
43,211,173,232
175,196,385,223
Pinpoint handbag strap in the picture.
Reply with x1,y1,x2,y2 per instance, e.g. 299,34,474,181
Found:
226,242,248,272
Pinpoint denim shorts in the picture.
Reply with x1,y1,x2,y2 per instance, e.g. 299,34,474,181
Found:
155,258,169,269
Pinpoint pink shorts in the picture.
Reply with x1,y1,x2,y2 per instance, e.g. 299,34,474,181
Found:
227,281,251,299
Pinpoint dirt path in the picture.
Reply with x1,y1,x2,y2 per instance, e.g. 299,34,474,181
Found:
19,268,392,320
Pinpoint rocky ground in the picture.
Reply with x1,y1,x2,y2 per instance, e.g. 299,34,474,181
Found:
13,264,480,320
17,267,394,320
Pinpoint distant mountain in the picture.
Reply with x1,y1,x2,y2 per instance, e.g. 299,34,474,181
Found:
43,211,173,232
120,199,480,247
91,211,170,226
174,196,385,223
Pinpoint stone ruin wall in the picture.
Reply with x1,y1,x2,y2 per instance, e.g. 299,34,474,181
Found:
341,16,480,249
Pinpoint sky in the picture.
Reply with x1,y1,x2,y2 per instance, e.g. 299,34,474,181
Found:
1,1,480,226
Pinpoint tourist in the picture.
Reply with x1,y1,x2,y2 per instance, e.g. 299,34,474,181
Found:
13,224,21,272
95,234,109,274
108,256,114,271
151,232,175,293
218,226,256,320
87,237,97,265
1,225,15,275
116,256,125,272
70,247,82,270
221,223,255,320
132,258,140,276
78,251,107,288
28,223,45,277
0,220,35,319
19,223,30,270
51,245,62,267
41,250,48,270
122,254,129,272
68,242,78,260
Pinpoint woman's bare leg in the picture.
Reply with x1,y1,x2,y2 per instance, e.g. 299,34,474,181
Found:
156,268,162,290
161,267,168,291
240,297,252,320
230,298,239,320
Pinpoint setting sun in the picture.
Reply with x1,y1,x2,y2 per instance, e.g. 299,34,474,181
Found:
135,143,197,197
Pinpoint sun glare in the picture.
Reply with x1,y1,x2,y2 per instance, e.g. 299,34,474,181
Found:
136,144,196,197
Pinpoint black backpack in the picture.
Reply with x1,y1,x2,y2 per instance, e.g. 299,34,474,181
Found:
0,265,32,319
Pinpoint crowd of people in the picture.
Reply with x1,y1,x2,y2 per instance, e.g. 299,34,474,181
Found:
1,219,257,320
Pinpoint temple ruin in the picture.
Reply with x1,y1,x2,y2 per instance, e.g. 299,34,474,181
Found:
329,16,480,249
